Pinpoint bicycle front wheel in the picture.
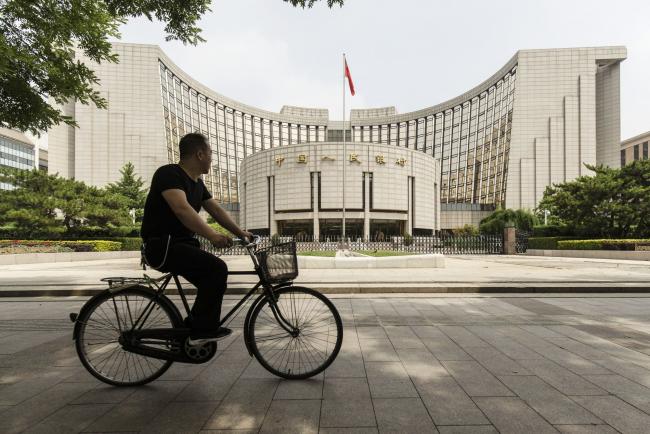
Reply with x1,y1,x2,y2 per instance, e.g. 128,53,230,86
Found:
249,286,343,379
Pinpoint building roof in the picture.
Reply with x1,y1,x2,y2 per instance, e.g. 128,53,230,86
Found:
621,130,650,147
0,127,35,148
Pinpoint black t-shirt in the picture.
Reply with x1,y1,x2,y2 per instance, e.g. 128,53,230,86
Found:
140,164,212,240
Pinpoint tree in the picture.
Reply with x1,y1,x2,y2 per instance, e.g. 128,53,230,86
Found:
479,208,538,235
0,167,131,238
537,161,650,238
0,0,344,136
106,162,147,223
285,0,344,6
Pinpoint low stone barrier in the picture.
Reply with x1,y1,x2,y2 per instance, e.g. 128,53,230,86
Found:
527,249,650,261
297,254,445,269
0,251,141,266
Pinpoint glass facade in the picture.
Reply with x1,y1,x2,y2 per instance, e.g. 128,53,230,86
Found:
352,69,516,206
159,62,327,204
160,59,516,209
0,134,35,190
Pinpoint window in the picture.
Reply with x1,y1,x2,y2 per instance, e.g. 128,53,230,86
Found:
644,142,648,160
634,144,640,161
621,149,626,167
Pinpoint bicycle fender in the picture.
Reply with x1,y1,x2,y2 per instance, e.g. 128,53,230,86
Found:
72,285,183,341
71,290,110,341
243,292,267,357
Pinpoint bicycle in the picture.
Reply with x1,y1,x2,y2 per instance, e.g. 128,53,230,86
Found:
70,237,343,386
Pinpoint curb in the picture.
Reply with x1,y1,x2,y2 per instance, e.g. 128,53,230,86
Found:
2,284,650,297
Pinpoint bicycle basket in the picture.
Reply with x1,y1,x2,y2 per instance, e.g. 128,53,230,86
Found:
255,241,298,283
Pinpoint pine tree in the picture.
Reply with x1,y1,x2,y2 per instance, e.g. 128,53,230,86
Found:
107,162,147,223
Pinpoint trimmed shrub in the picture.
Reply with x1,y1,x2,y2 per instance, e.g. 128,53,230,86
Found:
0,240,122,252
452,224,479,236
528,236,579,250
557,239,650,250
103,237,142,251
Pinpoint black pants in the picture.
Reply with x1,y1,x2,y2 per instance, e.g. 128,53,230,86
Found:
144,237,228,330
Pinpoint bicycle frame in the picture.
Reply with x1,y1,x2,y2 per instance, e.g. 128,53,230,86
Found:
118,242,298,339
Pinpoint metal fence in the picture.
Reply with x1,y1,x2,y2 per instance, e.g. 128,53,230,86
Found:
516,230,530,254
198,234,505,256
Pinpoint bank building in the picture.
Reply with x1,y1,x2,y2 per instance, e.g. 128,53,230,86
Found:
48,43,626,238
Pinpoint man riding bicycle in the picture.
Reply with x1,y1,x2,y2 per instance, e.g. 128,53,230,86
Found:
140,132,252,343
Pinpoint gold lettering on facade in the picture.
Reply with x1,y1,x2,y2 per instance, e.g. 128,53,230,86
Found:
375,155,386,165
275,156,285,166
321,156,335,161
297,154,308,163
395,158,407,167
349,153,361,164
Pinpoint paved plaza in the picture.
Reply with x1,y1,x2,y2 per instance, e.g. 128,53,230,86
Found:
2,294,650,433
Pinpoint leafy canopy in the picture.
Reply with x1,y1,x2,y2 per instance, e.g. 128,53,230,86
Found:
0,0,343,135
537,161,650,238
479,208,538,235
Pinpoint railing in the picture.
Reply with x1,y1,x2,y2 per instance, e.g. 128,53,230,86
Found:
515,230,530,253
197,235,504,256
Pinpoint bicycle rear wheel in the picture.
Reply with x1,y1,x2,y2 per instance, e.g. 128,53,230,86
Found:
249,286,342,379
74,286,181,386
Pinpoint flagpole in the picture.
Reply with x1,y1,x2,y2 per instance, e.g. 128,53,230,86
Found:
342,53,346,242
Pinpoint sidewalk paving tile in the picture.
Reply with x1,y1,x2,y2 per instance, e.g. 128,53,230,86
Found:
437,426,498,434
0,381,96,434
373,397,437,433
415,377,489,425
259,399,320,434
516,358,607,396
358,338,400,362
442,361,514,397
320,378,376,428
203,378,278,430
83,380,189,432
396,348,450,384
583,374,650,413
498,375,602,424
461,345,531,376
274,376,323,400
140,401,221,433
554,425,619,434
474,396,558,434
570,395,650,434
21,403,113,434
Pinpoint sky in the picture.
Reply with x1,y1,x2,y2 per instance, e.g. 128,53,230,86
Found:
114,0,650,139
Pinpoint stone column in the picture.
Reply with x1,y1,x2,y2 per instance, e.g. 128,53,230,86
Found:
363,172,370,240
313,172,320,240
503,225,516,255
269,176,278,235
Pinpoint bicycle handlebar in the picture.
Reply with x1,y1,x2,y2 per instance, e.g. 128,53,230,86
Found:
233,234,261,248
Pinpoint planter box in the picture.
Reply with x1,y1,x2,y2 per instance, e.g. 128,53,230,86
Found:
0,251,141,265
527,249,650,261
298,254,446,269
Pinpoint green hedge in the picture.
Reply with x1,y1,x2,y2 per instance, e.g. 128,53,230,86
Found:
557,239,650,251
102,237,142,251
531,224,572,237
0,240,122,252
528,236,579,250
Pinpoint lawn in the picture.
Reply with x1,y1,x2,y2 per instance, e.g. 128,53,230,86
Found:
297,250,416,257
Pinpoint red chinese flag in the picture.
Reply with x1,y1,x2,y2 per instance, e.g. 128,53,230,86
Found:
344,59,355,96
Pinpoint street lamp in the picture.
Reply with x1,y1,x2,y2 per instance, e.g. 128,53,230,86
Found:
542,209,550,225
129,209,136,225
